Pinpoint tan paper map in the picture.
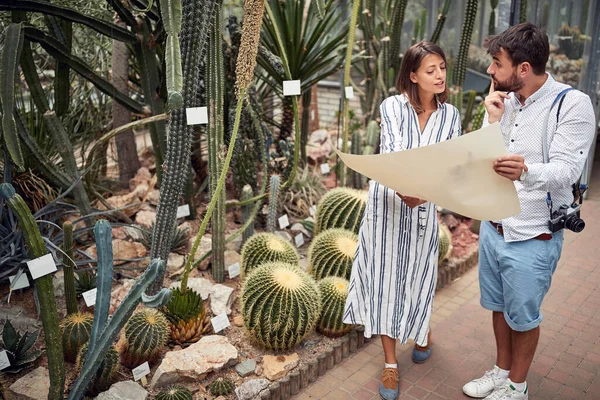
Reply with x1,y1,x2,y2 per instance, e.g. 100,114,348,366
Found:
335,123,521,221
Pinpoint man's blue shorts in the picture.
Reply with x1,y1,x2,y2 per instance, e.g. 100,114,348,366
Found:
478,221,564,332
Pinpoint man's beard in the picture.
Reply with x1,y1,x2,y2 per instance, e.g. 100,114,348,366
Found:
492,71,524,92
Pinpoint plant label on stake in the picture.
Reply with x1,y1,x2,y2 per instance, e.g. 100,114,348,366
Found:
345,86,354,99
211,313,230,333
176,204,191,219
132,361,150,385
9,271,29,290
309,205,317,216
27,253,57,280
228,262,240,279
185,107,208,125
0,350,10,370
320,163,330,174
278,214,290,230
283,80,301,96
82,288,97,307
295,233,304,248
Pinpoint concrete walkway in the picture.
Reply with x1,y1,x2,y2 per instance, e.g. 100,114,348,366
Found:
296,146,600,400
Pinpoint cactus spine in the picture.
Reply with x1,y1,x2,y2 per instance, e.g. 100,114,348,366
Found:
241,184,255,243
453,0,478,88
119,308,170,368
208,377,235,396
308,229,358,280
430,0,451,44
240,233,300,277
0,184,65,399
156,386,193,400
266,175,281,232
241,262,321,350
76,343,120,396
315,188,367,234
317,277,353,337
63,220,78,315
60,312,94,363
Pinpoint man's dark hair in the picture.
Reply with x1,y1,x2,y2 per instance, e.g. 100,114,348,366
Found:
483,22,549,75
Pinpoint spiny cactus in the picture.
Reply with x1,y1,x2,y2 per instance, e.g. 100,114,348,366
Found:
453,0,478,88
208,377,235,396
119,308,170,368
430,0,451,44
470,102,486,132
241,262,321,350
60,312,94,363
308,229,358,280
163,287,212,345
76,342,120,396
63,220,78,315
317,277,353,337
519,0,528,24
439,224,452,263
142,222,188,254
489,0,499,36
462,90,477,131
315,188,367,235
266,175,281,232
240,233,300,277
156,386,193,400
470,219,481,235
241,184,255,243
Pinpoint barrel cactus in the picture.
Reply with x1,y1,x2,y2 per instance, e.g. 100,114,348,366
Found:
118,309,169,368
240,232,299,277
439,224,452,263
208,377,234,396
315,188,367,234
60,312,94,362
163,287,212,345
317,277,353,337
156,385,193,400
241,262,321,350
308,229,358,280
76,342,119,396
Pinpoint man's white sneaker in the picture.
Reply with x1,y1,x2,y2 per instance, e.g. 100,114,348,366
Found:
462,366,507,398
484,382,528,400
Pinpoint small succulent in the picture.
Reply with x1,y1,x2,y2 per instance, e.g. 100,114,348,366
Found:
208,377,235,396
118,309,170,368
156,385,193,400
76,342,119,396
163,287,212,345
0,320,43,374
60,312,94,362
75,270,97,296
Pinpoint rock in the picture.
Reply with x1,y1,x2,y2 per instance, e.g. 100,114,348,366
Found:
307,142,332,163
133,183,150,199
223,251,241,270
112,226,128,240
8,367,50,400
233,315,244,327
262,354,299,381
234,379,270,400
0,305,41,331
236,359,257,377
167,253,185,273
309,129,329,144
300,339,319,350
52,270,64,298
254,365,263,376
225,232,243,252
274,231,292,243
129,167,152,191
150,335,238,388
86,240,147,266
135,210,156,228
147,189,160,204
123,225,145,241
97,191,141,218
188,235,212,262
170,277,213,300
298,257,309,271
210,284,235,315
290,223,311,238
110,279,135,314
95,381,148,400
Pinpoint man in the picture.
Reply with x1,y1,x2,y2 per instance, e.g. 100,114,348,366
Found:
462,23,596,400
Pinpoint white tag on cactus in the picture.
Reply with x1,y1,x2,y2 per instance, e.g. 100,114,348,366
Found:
278,214,290,229
83,288,98,307
283,80,301,96
294,233,304,248
228,262,241,279
0,350,10,370
309,205,317,216
186,107,208,125
211,313,231,333
320,163,330,174
176,204,191,219
132,361,151,381
345,86,354,99
9,272,29,290
27,253,57,280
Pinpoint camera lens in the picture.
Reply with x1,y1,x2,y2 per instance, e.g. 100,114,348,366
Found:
565,215,585,233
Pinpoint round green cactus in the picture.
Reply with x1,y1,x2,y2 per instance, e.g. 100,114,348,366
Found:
156,385,193,400
317,277,353,337
439,224,452,263
119,308,169,368
76,342,119,396
240,232,299,277
60,312,94,362
308,228,358,280
208,377,235,396
241,262,321,350
314,188,367,234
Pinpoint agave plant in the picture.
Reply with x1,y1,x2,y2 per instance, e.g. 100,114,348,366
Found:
0,320,43,374
162,287,212,345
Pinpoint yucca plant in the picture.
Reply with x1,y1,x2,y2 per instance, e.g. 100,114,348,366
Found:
163,287,212,345
156,385,193,400
308,228,358,280
240,232,300,277
118,308,170,368
208,377,235,396
317,277,353,337
0,320,43,374
60,312,94,363
76,342,120,396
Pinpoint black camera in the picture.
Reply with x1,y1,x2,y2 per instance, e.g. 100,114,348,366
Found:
548,203,585,233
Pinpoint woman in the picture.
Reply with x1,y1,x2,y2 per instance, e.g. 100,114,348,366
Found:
343,41,461,400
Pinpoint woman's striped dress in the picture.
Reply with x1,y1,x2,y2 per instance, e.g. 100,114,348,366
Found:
343,94,461,346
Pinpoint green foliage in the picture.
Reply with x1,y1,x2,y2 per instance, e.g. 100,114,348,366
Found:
241,262,321,350
75,270,97,296
76,342,120,396
283,166,327,219
315,187,367,235
60,312,94,363
0,320,43,374
240,232,300,277
439,224,452,263
266,175,281,232
317,277,353,337
119,309,170,368
156,386,193,400
163,288,212,345
208,377,235,396
308,228,358,280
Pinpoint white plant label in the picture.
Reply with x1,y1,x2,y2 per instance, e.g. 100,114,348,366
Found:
0,350,10,370
345,86,354,99
228,262,241,279
320,163,330,174
9,272,29,290
83,288,98,307
132,361,150,381
294,233,304,248
176,204,191,219
211,313,230,333
309,205,317,216
283,80,301,96
185,107,208,125
27,253,57,280
278,214,290,229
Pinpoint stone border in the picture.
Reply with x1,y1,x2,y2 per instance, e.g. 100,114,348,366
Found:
437,245,479,290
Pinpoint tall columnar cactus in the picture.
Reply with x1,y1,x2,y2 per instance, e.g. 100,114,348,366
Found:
430,0,451,44
241,184,255,243
163,287,212,345
241,262,321,350
453,0,478,88
266,174,281,232
119,308,170,368
489,0,499,36
160,0,184,108
60,312,94,363
462,90,477,131
351,131,363,189
315,188,367,235
240,233,300,277
308,229,358,280
439,224,452,263
317,277,353,337
156,386,193,400
76,342,120,396
470,102,486,132
519,0,528,24
208,377,235,396
62,220,78,315
0,183,64,398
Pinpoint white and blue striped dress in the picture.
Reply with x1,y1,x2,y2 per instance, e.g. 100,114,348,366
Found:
343,94,461,346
